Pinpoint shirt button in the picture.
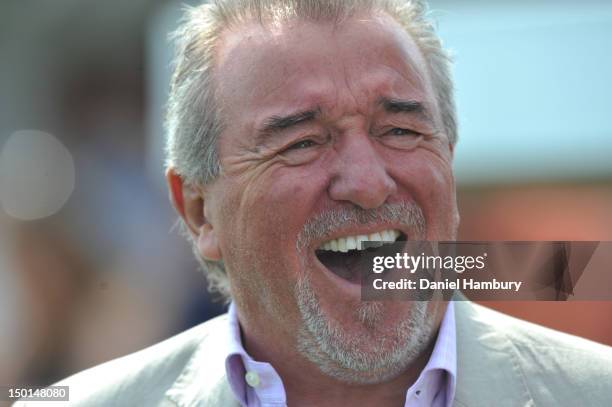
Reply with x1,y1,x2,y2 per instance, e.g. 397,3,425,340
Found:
245,371,261,388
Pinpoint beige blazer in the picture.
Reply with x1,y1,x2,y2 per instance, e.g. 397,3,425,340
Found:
16,300,612,406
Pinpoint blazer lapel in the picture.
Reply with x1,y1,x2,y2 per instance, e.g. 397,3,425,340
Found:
453,298,535,407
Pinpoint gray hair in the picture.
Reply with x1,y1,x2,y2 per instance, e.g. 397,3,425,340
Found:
165,0,457,299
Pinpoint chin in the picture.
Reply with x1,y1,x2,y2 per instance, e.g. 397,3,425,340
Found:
295,274,440,384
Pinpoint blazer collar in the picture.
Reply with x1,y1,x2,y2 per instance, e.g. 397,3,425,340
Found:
164,314,240,407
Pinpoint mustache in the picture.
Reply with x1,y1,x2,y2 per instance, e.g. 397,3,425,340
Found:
297,202,426,251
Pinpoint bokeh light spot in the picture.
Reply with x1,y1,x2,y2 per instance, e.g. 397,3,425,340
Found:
0,130,75,220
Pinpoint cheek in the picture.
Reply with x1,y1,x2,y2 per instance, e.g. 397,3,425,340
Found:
392,153,457,234
262,170,326,234
224,167,326,249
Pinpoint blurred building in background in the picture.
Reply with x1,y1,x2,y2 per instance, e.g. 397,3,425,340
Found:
0,0,611,392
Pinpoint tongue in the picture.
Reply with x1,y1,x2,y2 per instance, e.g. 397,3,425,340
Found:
316,250,367,284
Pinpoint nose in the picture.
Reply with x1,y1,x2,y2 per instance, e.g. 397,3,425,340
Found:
328,134,397,209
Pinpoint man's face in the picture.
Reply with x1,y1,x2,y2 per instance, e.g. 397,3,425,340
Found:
204,12,459,382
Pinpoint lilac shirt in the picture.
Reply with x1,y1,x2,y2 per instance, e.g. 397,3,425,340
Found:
224,302,457,407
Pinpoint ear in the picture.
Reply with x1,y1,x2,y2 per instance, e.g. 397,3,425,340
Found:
166,168,222,261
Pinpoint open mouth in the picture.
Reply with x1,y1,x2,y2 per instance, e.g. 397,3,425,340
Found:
315,229,406,284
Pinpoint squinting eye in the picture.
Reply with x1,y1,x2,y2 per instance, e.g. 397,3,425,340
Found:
286,139,317,150
379,127,423,151
278,133,330,165
389,128,419,136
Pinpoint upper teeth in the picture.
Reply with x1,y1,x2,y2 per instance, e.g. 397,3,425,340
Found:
318,230,401,252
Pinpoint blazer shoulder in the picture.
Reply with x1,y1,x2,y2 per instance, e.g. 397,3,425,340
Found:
17,314,230,407
472,303,612,362
468,302,612,404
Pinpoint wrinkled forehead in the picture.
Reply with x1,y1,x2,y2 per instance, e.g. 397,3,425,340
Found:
214,11,438,126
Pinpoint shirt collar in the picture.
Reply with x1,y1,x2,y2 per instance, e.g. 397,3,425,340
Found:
224,301,456,407
225,303,286,406
405,301,457,407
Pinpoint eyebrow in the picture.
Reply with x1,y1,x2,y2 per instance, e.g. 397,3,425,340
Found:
379,97,433,123
258,108,319,134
